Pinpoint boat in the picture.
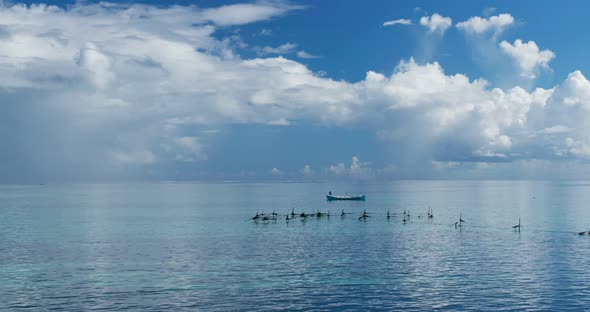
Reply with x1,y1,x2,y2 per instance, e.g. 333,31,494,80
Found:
326,194,366,201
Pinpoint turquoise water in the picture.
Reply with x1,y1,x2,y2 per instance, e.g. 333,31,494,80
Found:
1,181,590,310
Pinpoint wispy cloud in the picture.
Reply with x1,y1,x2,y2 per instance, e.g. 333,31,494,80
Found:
383,19,412,27
483,7,497,16
200,1,304,26
271,167,283,175
259,28,272,36
267,118,291,126
255,43,298,55
297,50,320,59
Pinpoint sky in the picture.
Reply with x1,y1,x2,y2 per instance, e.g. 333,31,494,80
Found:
2,0,590,182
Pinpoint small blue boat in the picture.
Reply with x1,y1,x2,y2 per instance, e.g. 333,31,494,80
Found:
326,194,366,201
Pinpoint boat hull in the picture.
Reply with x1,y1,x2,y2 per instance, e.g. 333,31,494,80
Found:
326,194,366,201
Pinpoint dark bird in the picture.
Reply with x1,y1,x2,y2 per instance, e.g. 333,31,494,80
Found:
251,210,261,221
512,218,521,232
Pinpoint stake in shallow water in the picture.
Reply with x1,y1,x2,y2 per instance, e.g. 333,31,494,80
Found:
253,209,576,235
455,213,465,228
358,210,370,220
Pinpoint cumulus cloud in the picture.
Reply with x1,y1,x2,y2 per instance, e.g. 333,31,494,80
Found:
349,156,372,176
77,43,114,89
328,163,346,175
365,58,553,163
326,157,372,177
456,13,514,37
383,19,412,27
547,71,590,109
300,164,313,176
500,39,555,78
419,13,452,34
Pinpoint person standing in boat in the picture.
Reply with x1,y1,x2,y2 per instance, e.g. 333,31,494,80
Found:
329,191,332,195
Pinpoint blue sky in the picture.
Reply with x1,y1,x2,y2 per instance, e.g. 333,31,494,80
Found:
2,0,590,182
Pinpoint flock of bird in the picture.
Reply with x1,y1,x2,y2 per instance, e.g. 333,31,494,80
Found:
249,207,590,235
249,207,531,232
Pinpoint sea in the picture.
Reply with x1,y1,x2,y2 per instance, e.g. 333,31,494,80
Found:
1,181,590,311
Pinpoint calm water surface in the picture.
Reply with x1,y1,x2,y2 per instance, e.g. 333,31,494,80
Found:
1,181,590,311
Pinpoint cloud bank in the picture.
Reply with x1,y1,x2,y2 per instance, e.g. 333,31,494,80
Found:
0,2,589,180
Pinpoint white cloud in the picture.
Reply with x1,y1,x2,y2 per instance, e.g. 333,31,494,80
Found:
297,50,320,59
271,167,282,175
383,19,412,27
419,13,452,34
549,70,590,109
565,137,590,158
174,137,207,161
500,39,555,79
267,118,291,126
256,43,298,55
199,1,303,26
539,125,571,135
77,43,113,89
456,13,514,36
2,2,590,179
349,156,372,176
328,163,346,175
326,157,372,177
483,7,497,16
259,28,272,36
301,164,313,175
